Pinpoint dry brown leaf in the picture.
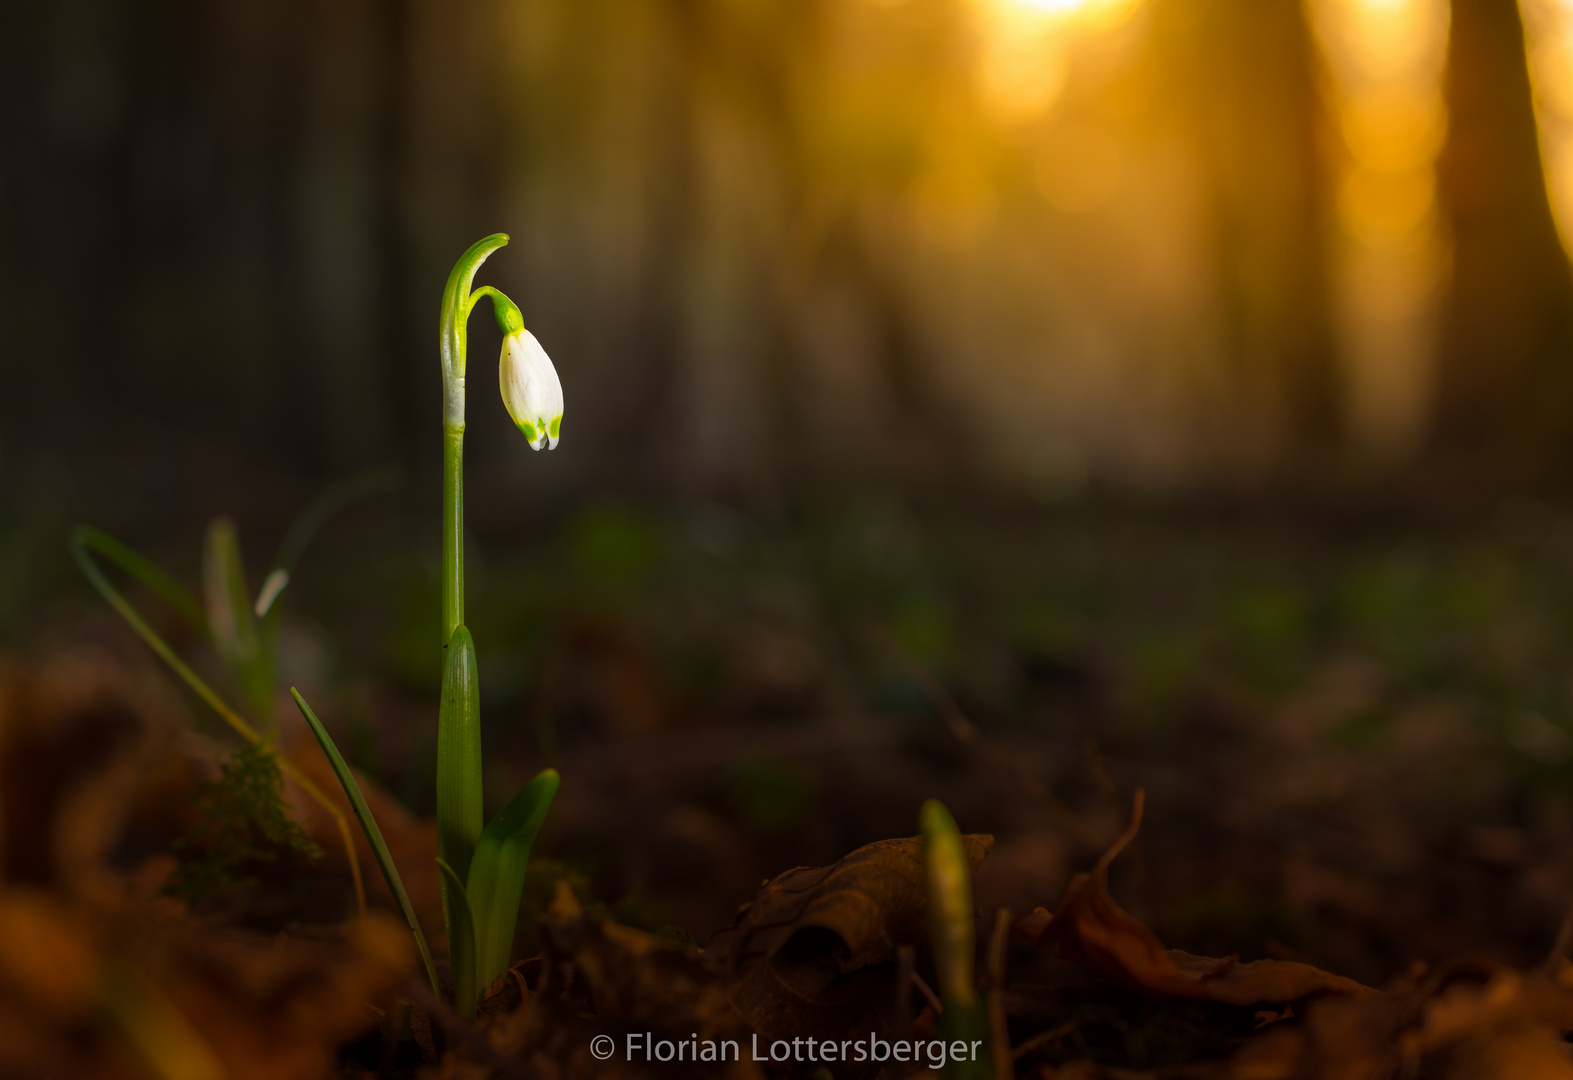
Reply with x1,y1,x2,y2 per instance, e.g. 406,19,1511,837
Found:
0,654,415,1080
0,651,166,893
1016,791,1372,1007
706,831,993,1044
1404,969,1573,1079
439,881,763,1079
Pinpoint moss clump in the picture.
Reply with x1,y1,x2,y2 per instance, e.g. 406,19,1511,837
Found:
164,742,324,906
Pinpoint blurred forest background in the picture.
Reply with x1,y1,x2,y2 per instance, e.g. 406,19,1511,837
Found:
12,0,1573,978
11,0,1573,514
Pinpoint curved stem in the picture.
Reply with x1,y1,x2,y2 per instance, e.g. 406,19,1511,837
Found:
70,527,368,917
437,232,508,646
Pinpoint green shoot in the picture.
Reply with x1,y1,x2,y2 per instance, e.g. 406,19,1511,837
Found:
211,466,401,730
466,769,558,991
432,764,554,1016
437,859,479,1017
920,799,992,1080
203,517,271,726
70,526,369,915
70,468,397,916
292,688,440,997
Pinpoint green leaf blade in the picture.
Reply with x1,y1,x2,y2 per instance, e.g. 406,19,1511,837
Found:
71,526,209,636
466,768,559,991
203,517,271,724
291,687,439,997
437,858,479,1017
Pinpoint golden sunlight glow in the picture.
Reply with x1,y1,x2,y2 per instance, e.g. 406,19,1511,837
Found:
972,0,1145,122
1306,0,1450,462
1520,0,1573,262
1034,124,1124,212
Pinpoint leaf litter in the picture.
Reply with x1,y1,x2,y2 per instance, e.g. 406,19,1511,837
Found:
8,618,1573,1076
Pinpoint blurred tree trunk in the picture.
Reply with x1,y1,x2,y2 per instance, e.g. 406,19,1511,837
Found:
1184,0,1339,479
1431,0,1573,484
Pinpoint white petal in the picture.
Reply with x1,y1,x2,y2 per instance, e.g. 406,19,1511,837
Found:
499,330,564,449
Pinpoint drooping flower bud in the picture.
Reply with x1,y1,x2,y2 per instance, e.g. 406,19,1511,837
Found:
499,328,563,450
485,292,562,451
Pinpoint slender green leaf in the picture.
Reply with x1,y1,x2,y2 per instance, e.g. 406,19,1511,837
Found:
436,625,483,927
438,858,479,1017
291,687,439,997
257,465,401,617
72,527,262,745
73,527,208,636
467,768,559,990
204,517,270,724
70,528,370,915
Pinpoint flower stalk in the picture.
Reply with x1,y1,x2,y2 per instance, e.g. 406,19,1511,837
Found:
295,232,562,1017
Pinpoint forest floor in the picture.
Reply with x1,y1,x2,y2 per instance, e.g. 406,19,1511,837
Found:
6,492,1573,1078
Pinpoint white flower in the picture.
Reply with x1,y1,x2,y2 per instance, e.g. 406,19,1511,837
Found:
498,329,563,450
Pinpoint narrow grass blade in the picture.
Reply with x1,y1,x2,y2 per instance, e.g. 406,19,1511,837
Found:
467,768,558,991
73,527,208,636
203,517,270,724
291,687,440,997
70,526,369,916
257,465,401,617
437,626,482,922
438,858,480,1016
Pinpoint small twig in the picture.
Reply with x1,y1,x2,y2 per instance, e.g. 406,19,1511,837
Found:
911,971,944,1016
405,977,529,1079
1094,789,1145,879
1012,1018,1083,1062
509,966,530,1003
1086,739,1158,923
987,909,1013,1080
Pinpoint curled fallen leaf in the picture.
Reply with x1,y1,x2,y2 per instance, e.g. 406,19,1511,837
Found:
1015,791,1372,1007
707,831,993,1045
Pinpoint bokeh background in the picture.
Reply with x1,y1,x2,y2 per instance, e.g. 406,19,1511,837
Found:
11,0,1573,973
14,0,1573,511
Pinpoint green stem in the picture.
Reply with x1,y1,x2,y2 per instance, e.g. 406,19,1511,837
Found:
442,423,465,643
437,232,509,647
